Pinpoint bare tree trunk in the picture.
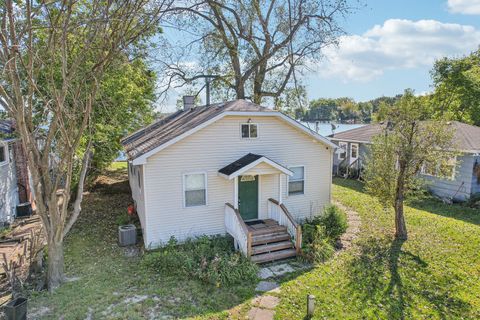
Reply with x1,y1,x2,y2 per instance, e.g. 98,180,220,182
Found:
394,167,408,240
47,237,64,291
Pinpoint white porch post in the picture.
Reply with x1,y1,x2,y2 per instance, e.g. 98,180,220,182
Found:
234,176,239,209
278,173,283,204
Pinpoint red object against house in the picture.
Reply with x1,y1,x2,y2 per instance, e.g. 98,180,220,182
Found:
127,204,136,216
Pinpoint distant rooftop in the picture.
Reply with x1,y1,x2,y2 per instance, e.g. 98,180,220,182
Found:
329,121,480,153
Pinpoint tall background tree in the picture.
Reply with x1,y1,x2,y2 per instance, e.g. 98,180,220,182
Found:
430,48,480,126
363,90,455,240
0,0,170,290
157,0,355,109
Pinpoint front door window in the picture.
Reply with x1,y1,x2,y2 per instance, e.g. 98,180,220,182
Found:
238,175,258,220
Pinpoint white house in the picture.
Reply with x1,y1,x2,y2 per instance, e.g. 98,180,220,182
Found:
121,99,336,263
0,120,34,225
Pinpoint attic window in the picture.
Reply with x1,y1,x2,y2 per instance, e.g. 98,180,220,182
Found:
241,123,258,138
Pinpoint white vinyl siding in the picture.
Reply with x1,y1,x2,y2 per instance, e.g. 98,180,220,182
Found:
0,141,18,222
143,115,333,247
127,163,147,241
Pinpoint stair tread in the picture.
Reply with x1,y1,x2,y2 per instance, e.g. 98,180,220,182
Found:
251,240,294,255
252,233,291,245
250,225,287,236
251,248,297,263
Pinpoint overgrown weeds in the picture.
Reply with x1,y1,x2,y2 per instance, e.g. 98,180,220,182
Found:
142,235,258,287
301,205,347,263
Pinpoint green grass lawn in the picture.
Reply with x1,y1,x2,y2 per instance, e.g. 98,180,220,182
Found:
275,178,480,319
28,166,256,319
28,170,480,319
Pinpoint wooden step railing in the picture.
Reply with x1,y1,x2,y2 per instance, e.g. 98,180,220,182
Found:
225,203,252,257
267,199,302,254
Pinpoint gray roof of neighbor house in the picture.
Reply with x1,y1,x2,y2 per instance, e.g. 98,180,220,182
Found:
121,100,277,160
329,121,480,153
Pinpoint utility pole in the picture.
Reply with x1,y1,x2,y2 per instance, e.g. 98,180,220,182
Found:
194,75,217,106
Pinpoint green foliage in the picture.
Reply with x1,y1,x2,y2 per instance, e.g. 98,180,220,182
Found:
301,205,347,263
302,95,401,123
364,89,456,208
89,58,156,173
142,236,258,287
467,193,480,209
430,48,480,126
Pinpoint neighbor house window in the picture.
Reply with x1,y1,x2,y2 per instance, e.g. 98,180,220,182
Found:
241,123,258,138
184,173,207,207
350,143,359,160
0,144,6,166
422,157,456,180
288,166,305,195
338,142,347,160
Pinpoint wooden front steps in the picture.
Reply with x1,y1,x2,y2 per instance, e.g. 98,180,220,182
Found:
246,219,297,264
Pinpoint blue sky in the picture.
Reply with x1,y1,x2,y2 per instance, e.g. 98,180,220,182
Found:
308,0,480,101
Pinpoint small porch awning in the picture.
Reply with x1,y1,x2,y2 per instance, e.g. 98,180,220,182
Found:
218,153,293,180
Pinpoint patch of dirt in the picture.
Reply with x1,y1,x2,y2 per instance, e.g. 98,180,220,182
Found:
90,169,131,195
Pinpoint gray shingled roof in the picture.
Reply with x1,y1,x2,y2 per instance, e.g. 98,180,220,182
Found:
218,153,263,176
121,100,274,160
329,121,480,152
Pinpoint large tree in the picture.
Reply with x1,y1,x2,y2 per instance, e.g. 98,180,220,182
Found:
430,48,480,126
158,0,354,106
0,0,171,290
364,90,455,240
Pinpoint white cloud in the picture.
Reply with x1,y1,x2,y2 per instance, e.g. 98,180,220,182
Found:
319,19,480,82
447,0,480,15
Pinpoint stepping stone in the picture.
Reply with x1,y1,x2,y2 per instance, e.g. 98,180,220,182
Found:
255,281,279,292
258,268,275,279
269,263,295,276
248,307,275,320
258,296,280,309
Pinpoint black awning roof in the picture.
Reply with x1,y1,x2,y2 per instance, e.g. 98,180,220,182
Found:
218,153,263,176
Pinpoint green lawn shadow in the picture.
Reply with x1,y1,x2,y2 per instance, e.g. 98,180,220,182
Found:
347,236,471,319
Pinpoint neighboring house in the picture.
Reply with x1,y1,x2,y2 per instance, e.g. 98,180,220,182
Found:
0,120,33,224
121,99,336,262
329,121,480,202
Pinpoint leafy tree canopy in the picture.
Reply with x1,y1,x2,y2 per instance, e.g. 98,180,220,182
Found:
430,48,480,126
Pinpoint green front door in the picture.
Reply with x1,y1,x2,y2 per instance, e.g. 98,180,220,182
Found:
238,175,259,221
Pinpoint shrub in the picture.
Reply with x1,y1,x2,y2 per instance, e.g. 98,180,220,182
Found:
142,235,258,287
467,193,480,209
301,205,347,263
318,205,348,240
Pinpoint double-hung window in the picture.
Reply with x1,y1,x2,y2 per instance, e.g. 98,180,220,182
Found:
0,144,6,166
288,166,305,195
338,142,347,160
241,123,258,139
184,173,207,207
350,143,359,160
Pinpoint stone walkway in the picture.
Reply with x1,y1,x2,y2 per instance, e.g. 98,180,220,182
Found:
334,200,361,251
245,202,362,320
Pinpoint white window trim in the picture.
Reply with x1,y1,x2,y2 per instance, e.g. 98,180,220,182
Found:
350,143,359,161
182,171,208,208
0,143,8,167
338,142,347,160
287,165,305,196
240,123,259,139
